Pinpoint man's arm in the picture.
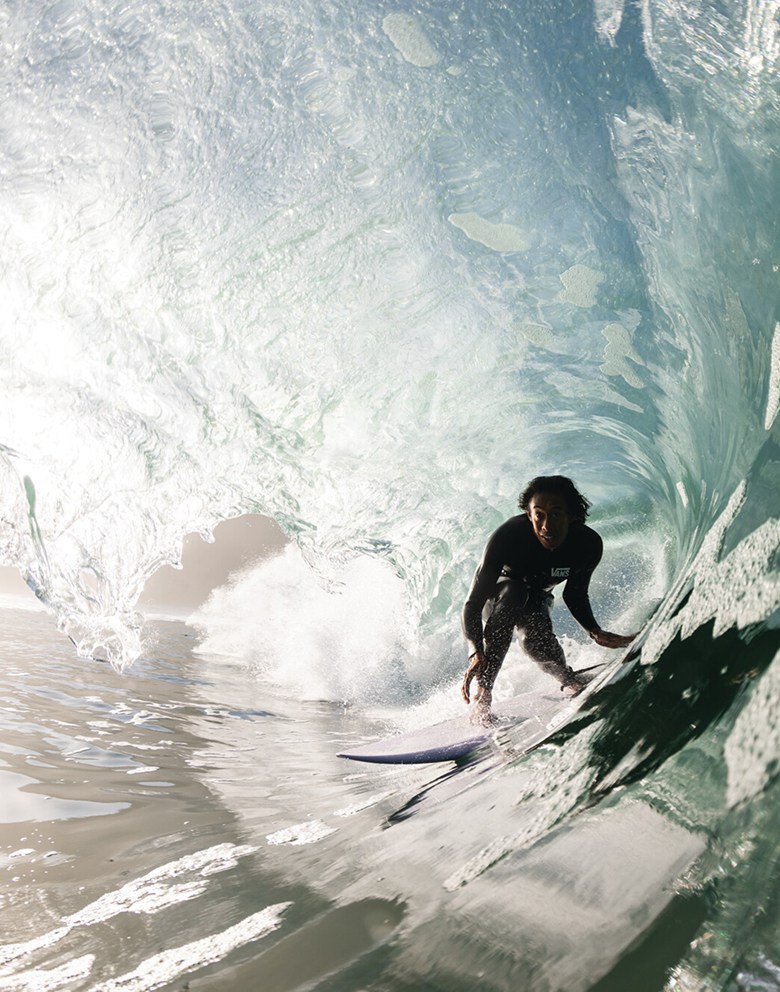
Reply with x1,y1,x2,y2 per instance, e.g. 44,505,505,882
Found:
460,532,505,704
589,629,637,648
461,542,503,656
561,568,600,632
562,537,637,648
561,530,603,632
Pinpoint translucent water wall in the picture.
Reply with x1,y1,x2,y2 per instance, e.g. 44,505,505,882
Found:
0,0,777,669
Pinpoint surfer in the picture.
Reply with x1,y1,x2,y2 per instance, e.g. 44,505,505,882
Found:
461,475,637,721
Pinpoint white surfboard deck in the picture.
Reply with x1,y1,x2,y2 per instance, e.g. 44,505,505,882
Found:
338,667,603,765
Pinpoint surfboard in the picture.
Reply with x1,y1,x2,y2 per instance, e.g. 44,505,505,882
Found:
338,666,604,765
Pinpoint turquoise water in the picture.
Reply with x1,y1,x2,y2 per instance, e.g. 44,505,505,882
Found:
0,0,779,988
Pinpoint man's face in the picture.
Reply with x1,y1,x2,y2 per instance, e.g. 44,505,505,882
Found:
527,492,573,551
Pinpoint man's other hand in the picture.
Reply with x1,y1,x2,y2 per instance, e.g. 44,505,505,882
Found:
462,649,487,703
589,629,638,649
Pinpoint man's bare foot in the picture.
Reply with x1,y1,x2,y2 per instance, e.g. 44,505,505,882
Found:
470,703,498,727
561,678,586,698
469,686,496,726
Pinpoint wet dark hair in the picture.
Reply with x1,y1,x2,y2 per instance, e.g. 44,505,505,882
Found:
518,475,591,524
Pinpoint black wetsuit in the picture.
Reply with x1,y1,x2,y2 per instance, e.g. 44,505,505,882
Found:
462,514,603,687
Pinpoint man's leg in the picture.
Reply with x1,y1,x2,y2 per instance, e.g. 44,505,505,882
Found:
479,580,530,702
518,597,584,691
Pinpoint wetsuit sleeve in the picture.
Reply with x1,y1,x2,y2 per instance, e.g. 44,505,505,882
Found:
461,531,505,655
561,533,603,632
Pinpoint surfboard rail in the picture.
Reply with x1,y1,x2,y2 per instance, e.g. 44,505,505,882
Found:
338,666,605,765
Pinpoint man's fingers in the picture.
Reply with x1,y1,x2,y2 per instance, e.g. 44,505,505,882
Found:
591,630,639,648
608,631,638,647
462,653,483,703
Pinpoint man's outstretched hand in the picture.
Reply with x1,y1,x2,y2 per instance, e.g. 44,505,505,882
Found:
589,629,638,649
461,649,487,704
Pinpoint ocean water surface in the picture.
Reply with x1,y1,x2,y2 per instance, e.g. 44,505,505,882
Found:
1,0,779,988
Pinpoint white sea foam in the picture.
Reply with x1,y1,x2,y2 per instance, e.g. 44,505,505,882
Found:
558,264,604,307
594,0,624,44
448,212,529,253
266,821,338,846
0,844,256,969
601,322,646,388
0,955,95,991
382,12,440,67
95,904,290,992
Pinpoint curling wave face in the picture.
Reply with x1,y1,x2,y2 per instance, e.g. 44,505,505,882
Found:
0,0,777,676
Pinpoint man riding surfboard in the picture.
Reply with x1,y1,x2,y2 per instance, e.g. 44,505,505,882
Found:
461,475,637,722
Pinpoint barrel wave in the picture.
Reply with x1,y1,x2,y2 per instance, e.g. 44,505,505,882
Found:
0,0,778,989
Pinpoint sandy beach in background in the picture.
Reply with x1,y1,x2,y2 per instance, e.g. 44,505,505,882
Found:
0,514,288,615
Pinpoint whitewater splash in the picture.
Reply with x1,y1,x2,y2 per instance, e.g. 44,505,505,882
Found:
0,0,777,677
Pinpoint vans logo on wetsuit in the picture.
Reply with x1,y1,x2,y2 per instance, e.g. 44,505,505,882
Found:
550,567,570,578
